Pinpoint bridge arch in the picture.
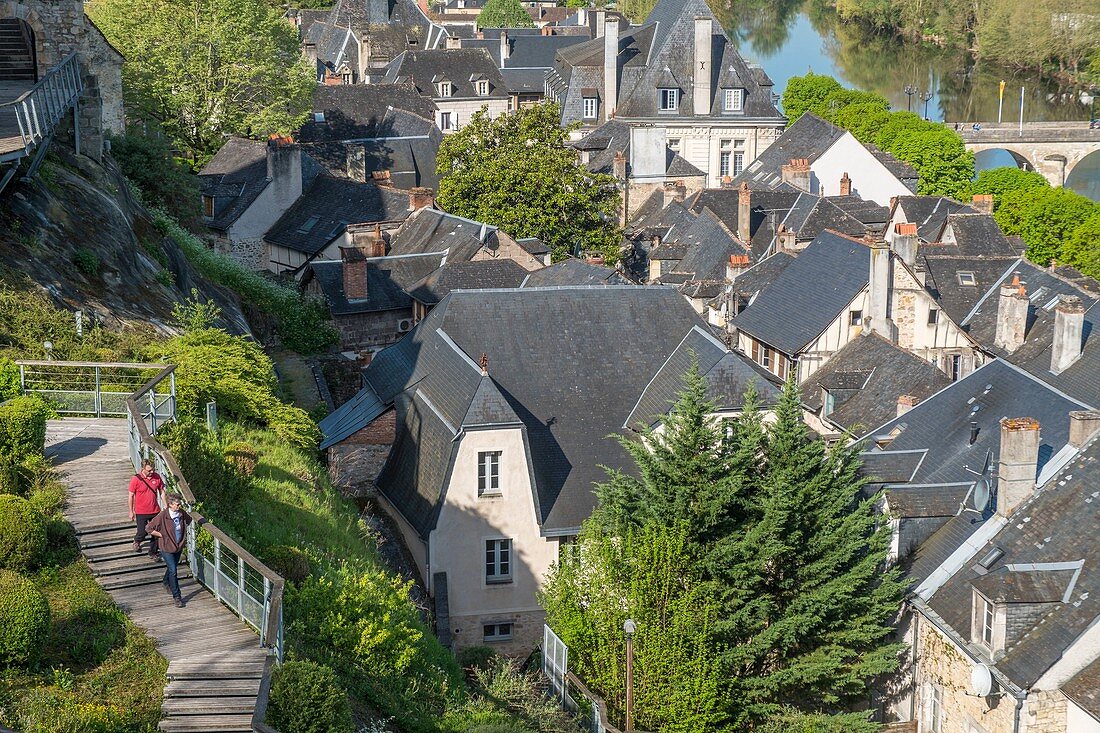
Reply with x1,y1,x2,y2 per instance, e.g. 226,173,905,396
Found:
974,148,1035,173
1065,149,1100,202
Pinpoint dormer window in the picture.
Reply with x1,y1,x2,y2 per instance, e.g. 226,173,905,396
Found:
437,81,453,97
202,195,214,219
972,589,1001,653
723,88,744,112
313,111,325,123
582,97,598,120
658,88,679,112
476,79,489,96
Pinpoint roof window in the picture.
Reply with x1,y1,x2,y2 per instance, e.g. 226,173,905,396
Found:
313,111,325,123
297,215,320,234
659,88,679,112
957,271,976,286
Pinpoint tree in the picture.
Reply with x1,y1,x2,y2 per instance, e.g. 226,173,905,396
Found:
971,167,1050,209
1063,211,1100,281
882,125,974,198
781,73,844,123
830,102,892,145
476,0,535,28
436,103,622,262
995,187,1098,267
89,0,314,161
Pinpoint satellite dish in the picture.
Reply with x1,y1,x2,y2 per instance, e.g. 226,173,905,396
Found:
971,477,992,513
971,663,994,697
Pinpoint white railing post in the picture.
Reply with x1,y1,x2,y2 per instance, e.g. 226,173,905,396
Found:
261,577,271,647
237,556,245,615
213,536,222,602
94,366,101,417
148,391,157,434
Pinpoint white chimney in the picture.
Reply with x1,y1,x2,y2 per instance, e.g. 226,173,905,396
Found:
868,241,893,340
1069,410,1100,448
997,417,1040,516
1051,295,1084,374
603,16,619,121
594,9,605,38
499,30,509,63
994,274,1028,353
266,141,302,215
693,16,712,116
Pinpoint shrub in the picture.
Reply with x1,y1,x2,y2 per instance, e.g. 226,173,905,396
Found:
108,131,201,222
0,569,51,667
457,645,498,676
158,421,249,507
267,660,355,733
72,247,101,276
0,458,22,495
264,545,311,584
0,355,20,400
0,395,50,462
224,441,259,476
0,494,47,570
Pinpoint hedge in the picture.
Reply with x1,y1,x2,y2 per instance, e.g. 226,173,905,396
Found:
0,395,50,462
0,494,47,570
267,660,355,733
0,569,51,667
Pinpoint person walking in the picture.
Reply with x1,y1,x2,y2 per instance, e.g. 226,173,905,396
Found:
145,494,192,608
128,459,165,557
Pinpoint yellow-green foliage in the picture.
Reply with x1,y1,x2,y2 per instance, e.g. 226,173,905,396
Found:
0,495,47,571
0,570,51,667
0,396,50,462
266,660,354,733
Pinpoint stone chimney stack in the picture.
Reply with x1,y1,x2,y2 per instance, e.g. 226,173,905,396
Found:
839,172,852,196
994,274,1028,353
603,16,619,121
663,181,687,207
348,224,386,258
868,241,893,340
891,222,918,267
726,253,750,282
997,417,1041,516
737,182,751,243
409,187,435,211
776,225,796,255
692,16,713,116
972,194,994,215
780,158,811,191
347,145,366,182
266,139,303,213
1051,295,1085,374
1069,410,1100,448
341,246,369,300
500,30,509,62
593,8,606,38
897,395,918,417
612,150,626,179
444,36,462,49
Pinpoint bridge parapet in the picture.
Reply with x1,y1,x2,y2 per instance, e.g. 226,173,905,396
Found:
954,121,1100,144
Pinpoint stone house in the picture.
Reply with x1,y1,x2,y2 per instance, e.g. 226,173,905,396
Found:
318,288,777,655
379,48,509,133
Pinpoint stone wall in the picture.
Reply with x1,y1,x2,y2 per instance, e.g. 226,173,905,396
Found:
449,607,546,658
334,309,410,354
217,236,266,271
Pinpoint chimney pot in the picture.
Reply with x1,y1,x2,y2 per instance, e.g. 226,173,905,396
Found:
1069,410,1100,448
1051,295,1085,374
997,417,1041,516
780,158,812,191
890,222,918,267
839,172,851,196
897,394,918,417
776,224,797,254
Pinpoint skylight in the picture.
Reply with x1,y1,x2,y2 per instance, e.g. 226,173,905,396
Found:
297,215,320,234
957,271,976,286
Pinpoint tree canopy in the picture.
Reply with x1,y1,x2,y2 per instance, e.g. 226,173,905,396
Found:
476,0,535,28
971,166,1050,209
89,0,314,162
995,186,1099,271
436,103,622,262
543,368,904,731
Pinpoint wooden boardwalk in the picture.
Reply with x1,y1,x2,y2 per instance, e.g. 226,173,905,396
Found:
0,80,32,156
47,419,270,733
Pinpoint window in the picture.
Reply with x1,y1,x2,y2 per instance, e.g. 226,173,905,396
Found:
312,111,325,123
981,596,994,646
733,151,744,177
297,215,320,234
440,111,453,131
928,308,940,325
850,310,863,326
957,271,977,286
582,97,598,120
723,88,744,112
948,354,962,382
659,88,679,111
926,682,944,733
437,81,453,97
723,417,736,442
761,347,771,369
202,195,214,218
823,390,836,417
478,451,501,496
483,622,513,642
720,151,731,178
341,72,352,85
476,79,489,96
485,539,512,584
668,137,680,151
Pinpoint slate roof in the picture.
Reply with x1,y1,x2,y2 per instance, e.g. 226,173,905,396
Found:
920,257,1020,327
801,333,952,435
264,177,413,256
892,196,976,243
308,252,445,315
322,0,444,64
658,208,746,281
729,251,795,300
406,259,529,305
520,259,632,286
735,114,846,189
198,139,271,230
924,434,1100,688
381,48,509,99
1064,658,1100,721
827,196,890,230
387,208,500,259
333,287,754,535
319,385,387,450
298,84,438,142
731,230,872,355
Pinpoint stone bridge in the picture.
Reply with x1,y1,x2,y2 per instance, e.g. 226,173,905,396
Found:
955,122,1100,191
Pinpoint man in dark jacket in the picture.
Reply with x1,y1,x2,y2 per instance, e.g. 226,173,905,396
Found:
145,493,193,608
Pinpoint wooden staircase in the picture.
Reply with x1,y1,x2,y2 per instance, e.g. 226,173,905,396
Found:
76,521,193,591
160,652,266,732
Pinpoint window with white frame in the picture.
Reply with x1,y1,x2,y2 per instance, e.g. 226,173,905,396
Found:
928,308,940,325
823,390,835,416
582,97,598,119
720,151,731,177
478,451,501,496
483,622,513,642
733,151,744,176
723,88,744,112
440,111,454,131
659,88,679,111
437,81,453,97
850,310,863,326
476,79,489,96
313,111,325,123
485,539,512,584
980,594,995,646
668,137,681,151
926,682,944,733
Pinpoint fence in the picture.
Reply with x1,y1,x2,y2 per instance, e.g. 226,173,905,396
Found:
0,52,83,158
542,624,632,733
18,360,174,420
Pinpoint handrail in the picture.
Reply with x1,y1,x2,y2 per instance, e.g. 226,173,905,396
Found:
0,52,83,152
566,672,622,733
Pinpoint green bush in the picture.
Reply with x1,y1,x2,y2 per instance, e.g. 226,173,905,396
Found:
224,441,259,476
457,645,499,675
0,458,22,495
0,494,47,570
0,395,50,462
0,355,20,400
264,545,311,584
72,247,101,276
0,569,51,667
109,131,201,222
158,421,250,507
267,660,355,733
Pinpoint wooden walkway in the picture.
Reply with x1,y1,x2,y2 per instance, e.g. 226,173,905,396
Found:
47,419,270,733
0,80,32,156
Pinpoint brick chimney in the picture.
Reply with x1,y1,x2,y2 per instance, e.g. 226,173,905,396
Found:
613,150,627,179
776,224,796,254
994,274,1028,353
409,187,435,211
371,169,392,186
1069,410,1100,448
348,223,386,258
891,222,918,267
997,417,1040,516
726,253,750,282
839,172,851,196
1051,295,1084,374
341,246,369,300
897,394,918,417
692,16,712,116
868,241,893,340
603,16,619,121
972,194,994,215
738,182,751,243
780,158,811,191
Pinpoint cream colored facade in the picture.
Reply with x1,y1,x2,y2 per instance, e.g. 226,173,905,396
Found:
662,122,783,189
437,97,510,133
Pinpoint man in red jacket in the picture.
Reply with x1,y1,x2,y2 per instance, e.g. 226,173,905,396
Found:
145,493,193,608
128,459,165,557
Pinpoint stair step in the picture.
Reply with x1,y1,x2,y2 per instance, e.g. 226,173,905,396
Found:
167,662,267,681
166,679,262,698
88,554,163,576
99,566,190,591
85,544,149,562
79,526,140,548
157,714,254,732
162,696,256,716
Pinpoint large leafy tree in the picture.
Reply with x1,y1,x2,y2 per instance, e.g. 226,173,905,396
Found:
89,0,314,161
436,103,622,262
971,167,1050,209
995,186,1098,268
476,0,535,28
545,367,904,731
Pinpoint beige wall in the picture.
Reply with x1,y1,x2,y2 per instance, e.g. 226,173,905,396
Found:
429,426,561,655
438,98,510,133
1066,700,1100,733
662,122,783,188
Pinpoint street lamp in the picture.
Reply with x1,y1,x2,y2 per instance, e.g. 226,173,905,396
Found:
920,90,934,120
624,619,636,733
903,85,916,113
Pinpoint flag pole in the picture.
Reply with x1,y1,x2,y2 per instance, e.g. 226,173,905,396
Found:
998,80,1005,124
1019,87,1024,136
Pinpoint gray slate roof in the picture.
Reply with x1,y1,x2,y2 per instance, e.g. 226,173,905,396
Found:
735,114,846,189
309,252,445,314
319,385,386,450
382,48,509,99
322,0,443,64
892,196,976,243
406,259,529,305
1064,658,1100,721
298,84,438,142
520,259,632,287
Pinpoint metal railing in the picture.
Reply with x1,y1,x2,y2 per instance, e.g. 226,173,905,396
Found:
18,361,174,420
0,52,83,156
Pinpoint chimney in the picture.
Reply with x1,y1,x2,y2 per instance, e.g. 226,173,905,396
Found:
1069,410,1100,448
737,182,751,243
341,246,369,300
897,394,917,417
371,169,392,186
994,275,1028,353
868,241,893,340
348,223,386,258
692,16,712,116
409,187,435,211
500,29,509,62
444,36,462,49
839,172,851,196
593,9,606,38
891,222,918,267
346,146,366,182
972,194,994,215
266,139,303,214
541,24,552,36
1051,295,1084,374
726,253,750,282
663,181,687,207
997,417,1041,516
613,150,626,179
776,224,796,254
780,158,811,192
603,16,619,121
